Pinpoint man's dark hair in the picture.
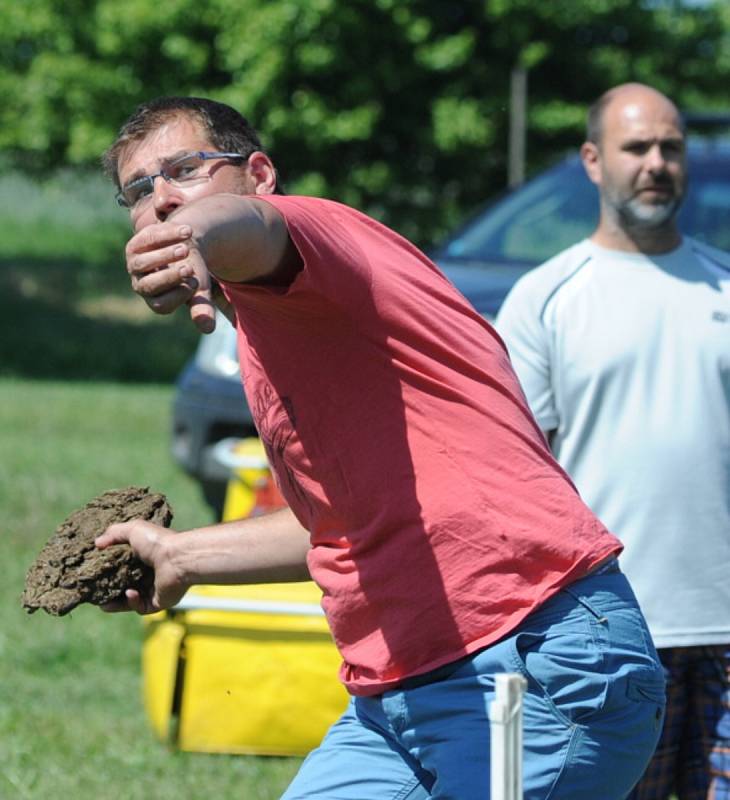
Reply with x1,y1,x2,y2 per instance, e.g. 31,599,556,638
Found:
103,96,282,190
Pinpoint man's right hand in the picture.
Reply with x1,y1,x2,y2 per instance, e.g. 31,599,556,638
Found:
125,222,218,334
95,520,189,614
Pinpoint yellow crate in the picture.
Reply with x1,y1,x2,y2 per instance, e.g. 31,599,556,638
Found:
142,582,348,756
142,438,348,756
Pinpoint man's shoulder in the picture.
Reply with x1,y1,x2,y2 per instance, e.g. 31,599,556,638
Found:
259,194,372,218
257,194,340,214
502,240,594,308
257,194,393,237
534,239,595,277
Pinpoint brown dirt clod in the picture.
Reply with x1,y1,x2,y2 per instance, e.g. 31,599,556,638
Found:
21,486,173,617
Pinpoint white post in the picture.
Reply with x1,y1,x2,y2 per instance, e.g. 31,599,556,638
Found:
489,673,527,800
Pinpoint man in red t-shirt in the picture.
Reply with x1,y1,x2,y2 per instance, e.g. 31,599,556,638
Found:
97,96,664,799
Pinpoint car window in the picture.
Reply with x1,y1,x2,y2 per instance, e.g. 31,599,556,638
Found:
678,162,730,251
440,144,730,265
441,158,597,264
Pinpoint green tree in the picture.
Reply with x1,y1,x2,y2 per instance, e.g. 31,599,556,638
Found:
0,0,728,244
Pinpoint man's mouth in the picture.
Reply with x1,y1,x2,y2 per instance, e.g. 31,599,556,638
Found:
637,185,674,199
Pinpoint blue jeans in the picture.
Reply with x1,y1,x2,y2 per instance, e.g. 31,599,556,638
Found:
282,562,666,800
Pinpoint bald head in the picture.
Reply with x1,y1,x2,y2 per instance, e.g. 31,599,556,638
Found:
587,83,684,147
580,82,687,252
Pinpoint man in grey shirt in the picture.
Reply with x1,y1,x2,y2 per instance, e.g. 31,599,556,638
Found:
497,83,730,799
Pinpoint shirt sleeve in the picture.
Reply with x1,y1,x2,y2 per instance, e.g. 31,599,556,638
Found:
495,278,559,433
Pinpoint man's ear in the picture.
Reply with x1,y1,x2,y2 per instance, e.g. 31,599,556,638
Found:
247,151,278,195
580,141,602,187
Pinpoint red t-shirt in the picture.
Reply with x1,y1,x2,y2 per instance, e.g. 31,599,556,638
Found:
221,195,621,696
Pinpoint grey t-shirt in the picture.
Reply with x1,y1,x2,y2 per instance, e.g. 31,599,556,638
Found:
496,237,730,648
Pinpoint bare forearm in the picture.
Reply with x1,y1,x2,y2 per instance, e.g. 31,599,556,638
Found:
169,507,311,587
175,193,290,283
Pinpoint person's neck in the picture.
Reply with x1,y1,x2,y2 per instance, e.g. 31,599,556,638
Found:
590,218,682,255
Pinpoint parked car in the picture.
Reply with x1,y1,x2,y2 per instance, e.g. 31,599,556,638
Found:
172,130,730,517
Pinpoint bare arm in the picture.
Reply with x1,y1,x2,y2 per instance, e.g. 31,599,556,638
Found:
95,506,311,615
125,194,299,332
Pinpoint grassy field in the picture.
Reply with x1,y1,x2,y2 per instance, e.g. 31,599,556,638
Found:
0,378,301,799
0,169,201,384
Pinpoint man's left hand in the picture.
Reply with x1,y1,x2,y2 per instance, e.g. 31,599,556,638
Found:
125,222,217,334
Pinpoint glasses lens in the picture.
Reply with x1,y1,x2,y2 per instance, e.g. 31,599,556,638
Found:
167,153,206,184
121,177,154,208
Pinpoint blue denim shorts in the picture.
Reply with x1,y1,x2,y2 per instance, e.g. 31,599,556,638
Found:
282,562,666,800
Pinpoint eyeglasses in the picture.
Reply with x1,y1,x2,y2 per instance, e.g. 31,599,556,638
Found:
116,151,248,209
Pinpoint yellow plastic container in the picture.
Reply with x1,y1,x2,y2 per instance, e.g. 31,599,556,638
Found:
141,439,348,756
213,436,288,521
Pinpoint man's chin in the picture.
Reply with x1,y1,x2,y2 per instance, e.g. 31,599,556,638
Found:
621,198,680,229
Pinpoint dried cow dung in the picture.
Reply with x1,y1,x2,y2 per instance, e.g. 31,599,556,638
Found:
22,486,173,617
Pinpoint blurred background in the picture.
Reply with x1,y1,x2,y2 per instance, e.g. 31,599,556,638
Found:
1,0,729,797
2,0,730,379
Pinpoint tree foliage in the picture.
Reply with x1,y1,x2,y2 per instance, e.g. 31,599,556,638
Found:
1,0,728,244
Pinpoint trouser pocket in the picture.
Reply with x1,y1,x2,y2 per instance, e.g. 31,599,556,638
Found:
510,587,666,728
511,624,611,727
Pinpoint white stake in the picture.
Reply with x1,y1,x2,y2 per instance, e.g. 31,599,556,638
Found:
489,673,527,800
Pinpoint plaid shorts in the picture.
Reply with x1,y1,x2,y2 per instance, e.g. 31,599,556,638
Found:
627,644,730,800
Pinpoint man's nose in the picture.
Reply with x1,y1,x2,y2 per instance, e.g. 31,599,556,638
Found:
645,144,667,172
152,175,183,220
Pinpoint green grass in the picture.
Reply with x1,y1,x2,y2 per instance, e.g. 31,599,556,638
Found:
0,378,301,799
0,169,202,384
0,170,130,295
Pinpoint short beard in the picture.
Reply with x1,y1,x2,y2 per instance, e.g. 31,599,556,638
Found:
616,195,682,230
